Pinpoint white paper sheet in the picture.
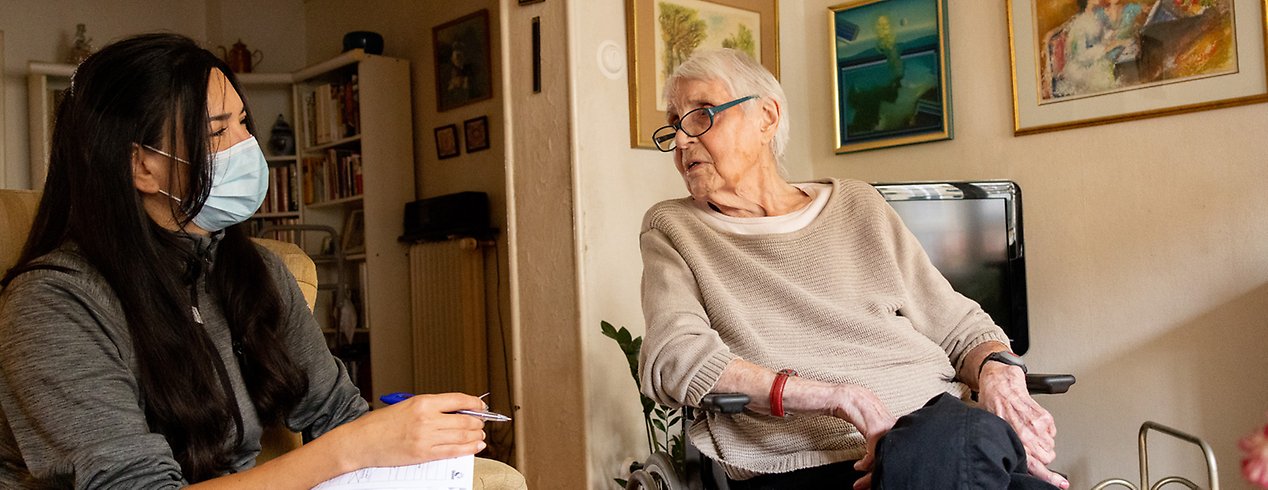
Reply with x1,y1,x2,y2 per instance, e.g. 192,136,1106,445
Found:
311,455,474,490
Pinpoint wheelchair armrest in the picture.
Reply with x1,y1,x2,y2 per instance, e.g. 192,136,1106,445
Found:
1026,373,1076,394
695,374,1074,417
699,393,750,414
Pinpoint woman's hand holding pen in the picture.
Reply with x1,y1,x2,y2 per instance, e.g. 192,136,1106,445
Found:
341,392,487,468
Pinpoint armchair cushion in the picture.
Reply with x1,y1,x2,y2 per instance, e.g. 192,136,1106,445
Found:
252,238,318,311
0,190,41,276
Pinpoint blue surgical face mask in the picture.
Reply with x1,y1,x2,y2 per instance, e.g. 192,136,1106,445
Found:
144,136,270,232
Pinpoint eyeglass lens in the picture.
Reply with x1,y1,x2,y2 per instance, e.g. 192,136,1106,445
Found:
653,108,715,152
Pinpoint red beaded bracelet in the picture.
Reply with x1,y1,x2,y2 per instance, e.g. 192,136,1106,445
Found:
770,369,798,417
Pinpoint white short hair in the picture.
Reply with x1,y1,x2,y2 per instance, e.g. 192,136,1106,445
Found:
663,49,789,162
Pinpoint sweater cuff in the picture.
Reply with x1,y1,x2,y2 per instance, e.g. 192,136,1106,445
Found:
953,331,1012,374
685,350,739,406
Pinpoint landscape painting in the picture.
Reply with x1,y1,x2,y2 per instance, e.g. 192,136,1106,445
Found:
1035,0,1237,103
831,0,951,153
653,0,761,110
626,0,778,148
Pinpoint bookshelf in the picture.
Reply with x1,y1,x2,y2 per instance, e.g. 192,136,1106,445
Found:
26,51,417,404
287,51,416,403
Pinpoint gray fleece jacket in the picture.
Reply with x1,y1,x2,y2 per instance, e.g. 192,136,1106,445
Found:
0,233,368,489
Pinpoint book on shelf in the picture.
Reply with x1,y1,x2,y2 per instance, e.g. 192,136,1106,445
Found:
247,217,301,244
358,261,370,330
302,150,364,204
303,74,361,146
261,164,299,214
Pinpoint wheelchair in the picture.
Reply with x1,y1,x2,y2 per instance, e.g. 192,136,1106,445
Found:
624,374,1076,490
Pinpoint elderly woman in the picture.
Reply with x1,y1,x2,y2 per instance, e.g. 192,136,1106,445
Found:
638,49,1068,490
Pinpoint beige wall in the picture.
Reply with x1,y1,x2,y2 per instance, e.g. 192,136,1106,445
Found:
0,0,306,189
573,0,1268,488
505,0,588,486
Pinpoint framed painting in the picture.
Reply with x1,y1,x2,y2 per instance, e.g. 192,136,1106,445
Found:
829,0,952,153
464,115,490,153
626,0,779,149
342,209,365,255
1008,0,1268,135
433,10,493,112
435,124,460,160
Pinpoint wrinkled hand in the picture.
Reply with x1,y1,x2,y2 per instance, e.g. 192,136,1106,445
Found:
1241,418,1268,488
977,364,1068,489
823,384,896,490
347,392,487,468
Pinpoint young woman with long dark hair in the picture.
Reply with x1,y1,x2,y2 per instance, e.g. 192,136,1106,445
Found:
0,33,489,488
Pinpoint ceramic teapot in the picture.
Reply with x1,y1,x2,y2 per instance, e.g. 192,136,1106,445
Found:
217,39,263,73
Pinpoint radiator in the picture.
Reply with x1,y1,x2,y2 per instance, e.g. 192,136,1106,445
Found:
409,238,488,396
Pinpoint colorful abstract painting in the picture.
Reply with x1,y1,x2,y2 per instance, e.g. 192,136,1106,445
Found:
1035,0,1237,103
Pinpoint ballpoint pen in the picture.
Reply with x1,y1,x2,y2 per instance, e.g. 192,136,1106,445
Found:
379,392,512,422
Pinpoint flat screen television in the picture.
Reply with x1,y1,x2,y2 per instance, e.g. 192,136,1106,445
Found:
872,181,1029,354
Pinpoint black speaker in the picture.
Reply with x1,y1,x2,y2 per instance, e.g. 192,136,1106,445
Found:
401,191,495,242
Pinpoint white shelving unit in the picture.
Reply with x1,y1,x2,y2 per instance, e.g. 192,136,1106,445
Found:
289,51,416,402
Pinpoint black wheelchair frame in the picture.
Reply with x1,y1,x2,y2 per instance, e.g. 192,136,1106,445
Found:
624,374,1075,490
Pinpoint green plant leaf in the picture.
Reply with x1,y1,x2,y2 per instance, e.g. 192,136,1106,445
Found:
670,434,686,473
652,419,666,432
614,477,628,488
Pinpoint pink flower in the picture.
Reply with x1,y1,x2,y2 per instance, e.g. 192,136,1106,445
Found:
1243,422,1268,488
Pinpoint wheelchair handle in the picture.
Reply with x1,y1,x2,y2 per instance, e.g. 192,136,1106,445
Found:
1025,373,1076,394
699,393,750,414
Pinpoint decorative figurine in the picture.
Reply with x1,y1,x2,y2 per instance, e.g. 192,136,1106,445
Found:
68,24,94,65
268,114,295,156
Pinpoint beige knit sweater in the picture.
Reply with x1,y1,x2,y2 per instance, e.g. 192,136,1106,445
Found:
638,178,1010,477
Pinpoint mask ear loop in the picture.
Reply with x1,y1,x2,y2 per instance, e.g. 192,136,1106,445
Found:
140,144,197,229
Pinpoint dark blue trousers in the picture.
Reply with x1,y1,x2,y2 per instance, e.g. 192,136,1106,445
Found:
726,393,1057,489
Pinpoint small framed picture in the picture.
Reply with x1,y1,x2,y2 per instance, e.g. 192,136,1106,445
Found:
464,115,490,153
342,209,365,255
434,124,460,159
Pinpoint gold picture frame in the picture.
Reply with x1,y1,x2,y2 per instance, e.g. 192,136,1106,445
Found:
1008,0,1268,135
829,0,952,153
625,0,779,149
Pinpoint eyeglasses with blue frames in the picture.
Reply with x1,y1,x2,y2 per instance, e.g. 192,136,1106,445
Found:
652,95,757,152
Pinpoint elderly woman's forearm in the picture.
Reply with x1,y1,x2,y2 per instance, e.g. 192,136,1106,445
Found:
714,358,851,416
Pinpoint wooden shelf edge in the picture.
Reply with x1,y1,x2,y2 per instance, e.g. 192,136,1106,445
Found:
305,134,362,151
293,49,366,82
306,194,364,209
253,212,300,219
29,61,293,85
28,61,75,77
